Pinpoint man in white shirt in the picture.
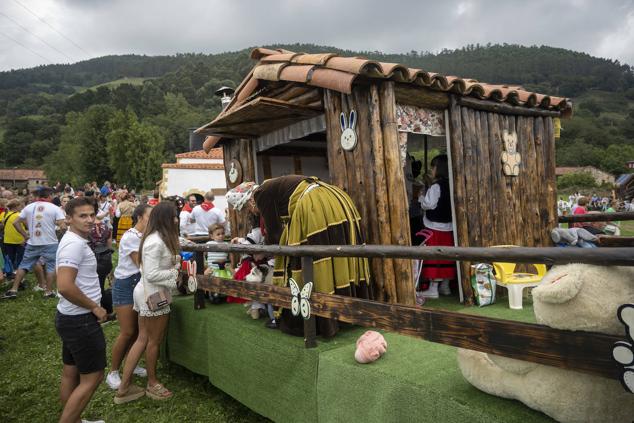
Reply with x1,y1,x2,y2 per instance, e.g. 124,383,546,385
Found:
179,194,197,237
190,191,226,236
4,187,65,299
55,197,107,423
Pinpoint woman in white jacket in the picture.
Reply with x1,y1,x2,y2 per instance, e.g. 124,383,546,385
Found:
115,202,181,404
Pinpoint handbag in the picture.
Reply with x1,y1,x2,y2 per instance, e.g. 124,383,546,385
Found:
142,268,173,311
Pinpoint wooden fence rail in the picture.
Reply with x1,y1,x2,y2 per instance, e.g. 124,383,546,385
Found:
557,211,634,223
180,243,629,382
195,273,621,380
182,243,634,266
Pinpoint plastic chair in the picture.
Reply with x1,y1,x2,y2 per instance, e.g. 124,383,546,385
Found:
491,246,547,310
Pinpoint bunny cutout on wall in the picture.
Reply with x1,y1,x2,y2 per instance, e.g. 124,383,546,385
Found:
501,130,521,176
340,110,357,151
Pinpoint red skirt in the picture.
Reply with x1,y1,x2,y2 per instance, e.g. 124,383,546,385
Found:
421,229,457,280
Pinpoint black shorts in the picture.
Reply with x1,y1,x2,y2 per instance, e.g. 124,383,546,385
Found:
54,311,106,374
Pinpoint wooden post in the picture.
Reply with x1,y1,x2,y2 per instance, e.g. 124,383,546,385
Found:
194,251,206,309
379,81,415,306
302,256,317,348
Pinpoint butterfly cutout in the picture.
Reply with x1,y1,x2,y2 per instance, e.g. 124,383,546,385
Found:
289,278,313,320
613,304,634,393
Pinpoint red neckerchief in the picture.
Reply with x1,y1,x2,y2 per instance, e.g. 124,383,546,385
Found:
200,201,214,211
182,203,192,213
148,198,159,206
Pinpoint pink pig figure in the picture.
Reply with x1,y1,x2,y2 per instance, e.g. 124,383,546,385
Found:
354,331,388,364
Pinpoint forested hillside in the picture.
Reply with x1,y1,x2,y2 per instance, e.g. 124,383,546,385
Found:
0,43,632,189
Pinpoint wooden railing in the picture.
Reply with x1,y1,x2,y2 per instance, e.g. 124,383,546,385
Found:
557,211,634,223
180,242,632,381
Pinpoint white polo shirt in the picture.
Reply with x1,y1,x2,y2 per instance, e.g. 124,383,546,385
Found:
20,201,65,245
56,230,101,315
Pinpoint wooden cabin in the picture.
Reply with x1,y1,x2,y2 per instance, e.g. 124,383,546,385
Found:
196,47,572,305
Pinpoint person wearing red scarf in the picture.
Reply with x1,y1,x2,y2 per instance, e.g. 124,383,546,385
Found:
178,196,196,237
190,191,225,236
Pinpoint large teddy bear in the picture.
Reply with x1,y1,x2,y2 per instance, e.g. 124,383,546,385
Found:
458,264,634,423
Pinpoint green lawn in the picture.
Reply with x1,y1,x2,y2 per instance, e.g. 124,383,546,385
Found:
0,274,268,423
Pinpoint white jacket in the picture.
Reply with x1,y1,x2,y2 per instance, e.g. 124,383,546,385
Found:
140,232,179,298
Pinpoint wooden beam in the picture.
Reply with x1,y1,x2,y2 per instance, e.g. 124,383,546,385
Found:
558,211,634,223
181,243,634,266
196,274,621,379
394,83,449,109
597,236,634,247
458,97,561,117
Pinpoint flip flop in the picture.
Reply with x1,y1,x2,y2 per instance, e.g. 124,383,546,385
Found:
145,383,173,400
114,384,145,404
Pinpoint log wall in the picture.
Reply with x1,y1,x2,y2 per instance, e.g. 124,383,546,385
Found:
324,82,415,305
222,138,256,238
448,96,557,303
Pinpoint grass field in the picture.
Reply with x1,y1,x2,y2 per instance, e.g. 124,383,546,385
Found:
0,274,268,423
76,77,156,93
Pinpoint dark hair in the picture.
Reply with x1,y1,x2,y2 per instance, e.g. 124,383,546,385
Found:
431,154,449,180
139,202,179,263
152,191,160,199
132,204,152,226
65,197,95,217
35,187,53,198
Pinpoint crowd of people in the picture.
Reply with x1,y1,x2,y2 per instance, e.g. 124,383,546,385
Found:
0,182,232,422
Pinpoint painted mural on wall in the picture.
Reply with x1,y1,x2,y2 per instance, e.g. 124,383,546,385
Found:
396,104,445,136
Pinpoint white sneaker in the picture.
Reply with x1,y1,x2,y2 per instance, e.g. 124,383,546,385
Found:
439,280,451,296
420,282,440,299
33,285,45,292
82,420,105,423
106,370,121,390
133,366,147,377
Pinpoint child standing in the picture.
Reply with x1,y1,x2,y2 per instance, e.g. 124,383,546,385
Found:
204,223,232,279
418,154,456,299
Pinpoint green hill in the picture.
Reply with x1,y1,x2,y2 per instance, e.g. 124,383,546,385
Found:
0,43,632,187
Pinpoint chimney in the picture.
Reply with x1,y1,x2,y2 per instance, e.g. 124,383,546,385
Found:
215,86,235,110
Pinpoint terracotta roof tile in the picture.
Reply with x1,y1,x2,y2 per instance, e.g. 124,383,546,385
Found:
198,48,573,151
162,163,225,170
174,148,223,159
278,64,314,83
0,168,46,180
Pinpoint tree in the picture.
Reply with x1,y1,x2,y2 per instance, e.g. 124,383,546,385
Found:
106,108,166,189
557,172,597,190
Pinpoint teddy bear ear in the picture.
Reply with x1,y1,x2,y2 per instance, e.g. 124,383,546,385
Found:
340,112,347,131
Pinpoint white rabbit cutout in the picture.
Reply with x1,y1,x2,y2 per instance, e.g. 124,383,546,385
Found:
340,110,357,151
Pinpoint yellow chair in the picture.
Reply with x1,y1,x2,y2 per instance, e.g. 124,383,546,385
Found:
491,246,547,310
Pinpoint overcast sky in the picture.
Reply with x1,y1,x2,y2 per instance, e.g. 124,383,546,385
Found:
0,0,633,72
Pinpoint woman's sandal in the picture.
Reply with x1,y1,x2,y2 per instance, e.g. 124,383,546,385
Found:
146,383,173,400
114,384,145,404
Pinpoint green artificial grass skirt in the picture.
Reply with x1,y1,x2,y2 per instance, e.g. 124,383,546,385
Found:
166,295,553,423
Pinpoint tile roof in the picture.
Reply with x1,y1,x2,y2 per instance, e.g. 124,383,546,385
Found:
201,47,572,151
0,168,46,181
162,163,225,170
175,148,223,159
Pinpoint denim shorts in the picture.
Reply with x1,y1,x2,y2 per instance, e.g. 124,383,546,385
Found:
112,272,141,306
19,243,57,273
55,312,106,374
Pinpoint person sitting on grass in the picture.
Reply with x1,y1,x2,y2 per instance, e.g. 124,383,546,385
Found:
55,197,108,423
